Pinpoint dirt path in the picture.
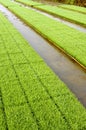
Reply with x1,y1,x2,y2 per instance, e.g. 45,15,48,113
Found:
0,4,86,107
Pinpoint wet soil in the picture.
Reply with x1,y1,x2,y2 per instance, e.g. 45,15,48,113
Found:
0,4,86,107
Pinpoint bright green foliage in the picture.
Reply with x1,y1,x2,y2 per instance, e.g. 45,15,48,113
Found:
58,4,86,14
0,109,6,130
9,53,27,64
0,54,10,66
16,0,44,6
0,65,17,82
16,0,86,27
0,0,17,7
33,5,86,27
1,0,86,67
5,105,38,130
0,2,86,130
0,80,27,106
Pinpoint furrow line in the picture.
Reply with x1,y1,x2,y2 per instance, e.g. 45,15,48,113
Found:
0,88,9,130
3,39,40,130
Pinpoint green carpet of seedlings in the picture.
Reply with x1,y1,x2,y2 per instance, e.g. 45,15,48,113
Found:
0,0,16,7
16,0,44,6
0,0,43,7
58,4,86,14
14,0,44,6
0,7,86,130
15,0,86,15
15,0,86,27
1,0,86,67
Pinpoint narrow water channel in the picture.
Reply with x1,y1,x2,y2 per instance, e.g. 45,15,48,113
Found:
0,4,86,107
15,1,86,33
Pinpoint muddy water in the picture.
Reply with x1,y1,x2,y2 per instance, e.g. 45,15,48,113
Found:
16,1,86,33
0,5,86,107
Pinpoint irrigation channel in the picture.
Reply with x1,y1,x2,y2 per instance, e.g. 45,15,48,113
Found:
0,4,86,107
16,1,86,33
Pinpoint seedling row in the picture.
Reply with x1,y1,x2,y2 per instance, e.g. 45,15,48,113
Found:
1,0,86,68
58,4,86,14
15,0,86,14
0,6,86,130
15,0,86,27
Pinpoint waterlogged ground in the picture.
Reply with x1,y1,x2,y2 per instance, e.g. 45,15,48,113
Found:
3,0,86,68
0,1,86,130
0,4,86,107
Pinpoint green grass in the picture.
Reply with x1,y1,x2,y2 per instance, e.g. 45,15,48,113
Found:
58,4,86,14
0,5,86,130
16,0,86,27
1,0,86,67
